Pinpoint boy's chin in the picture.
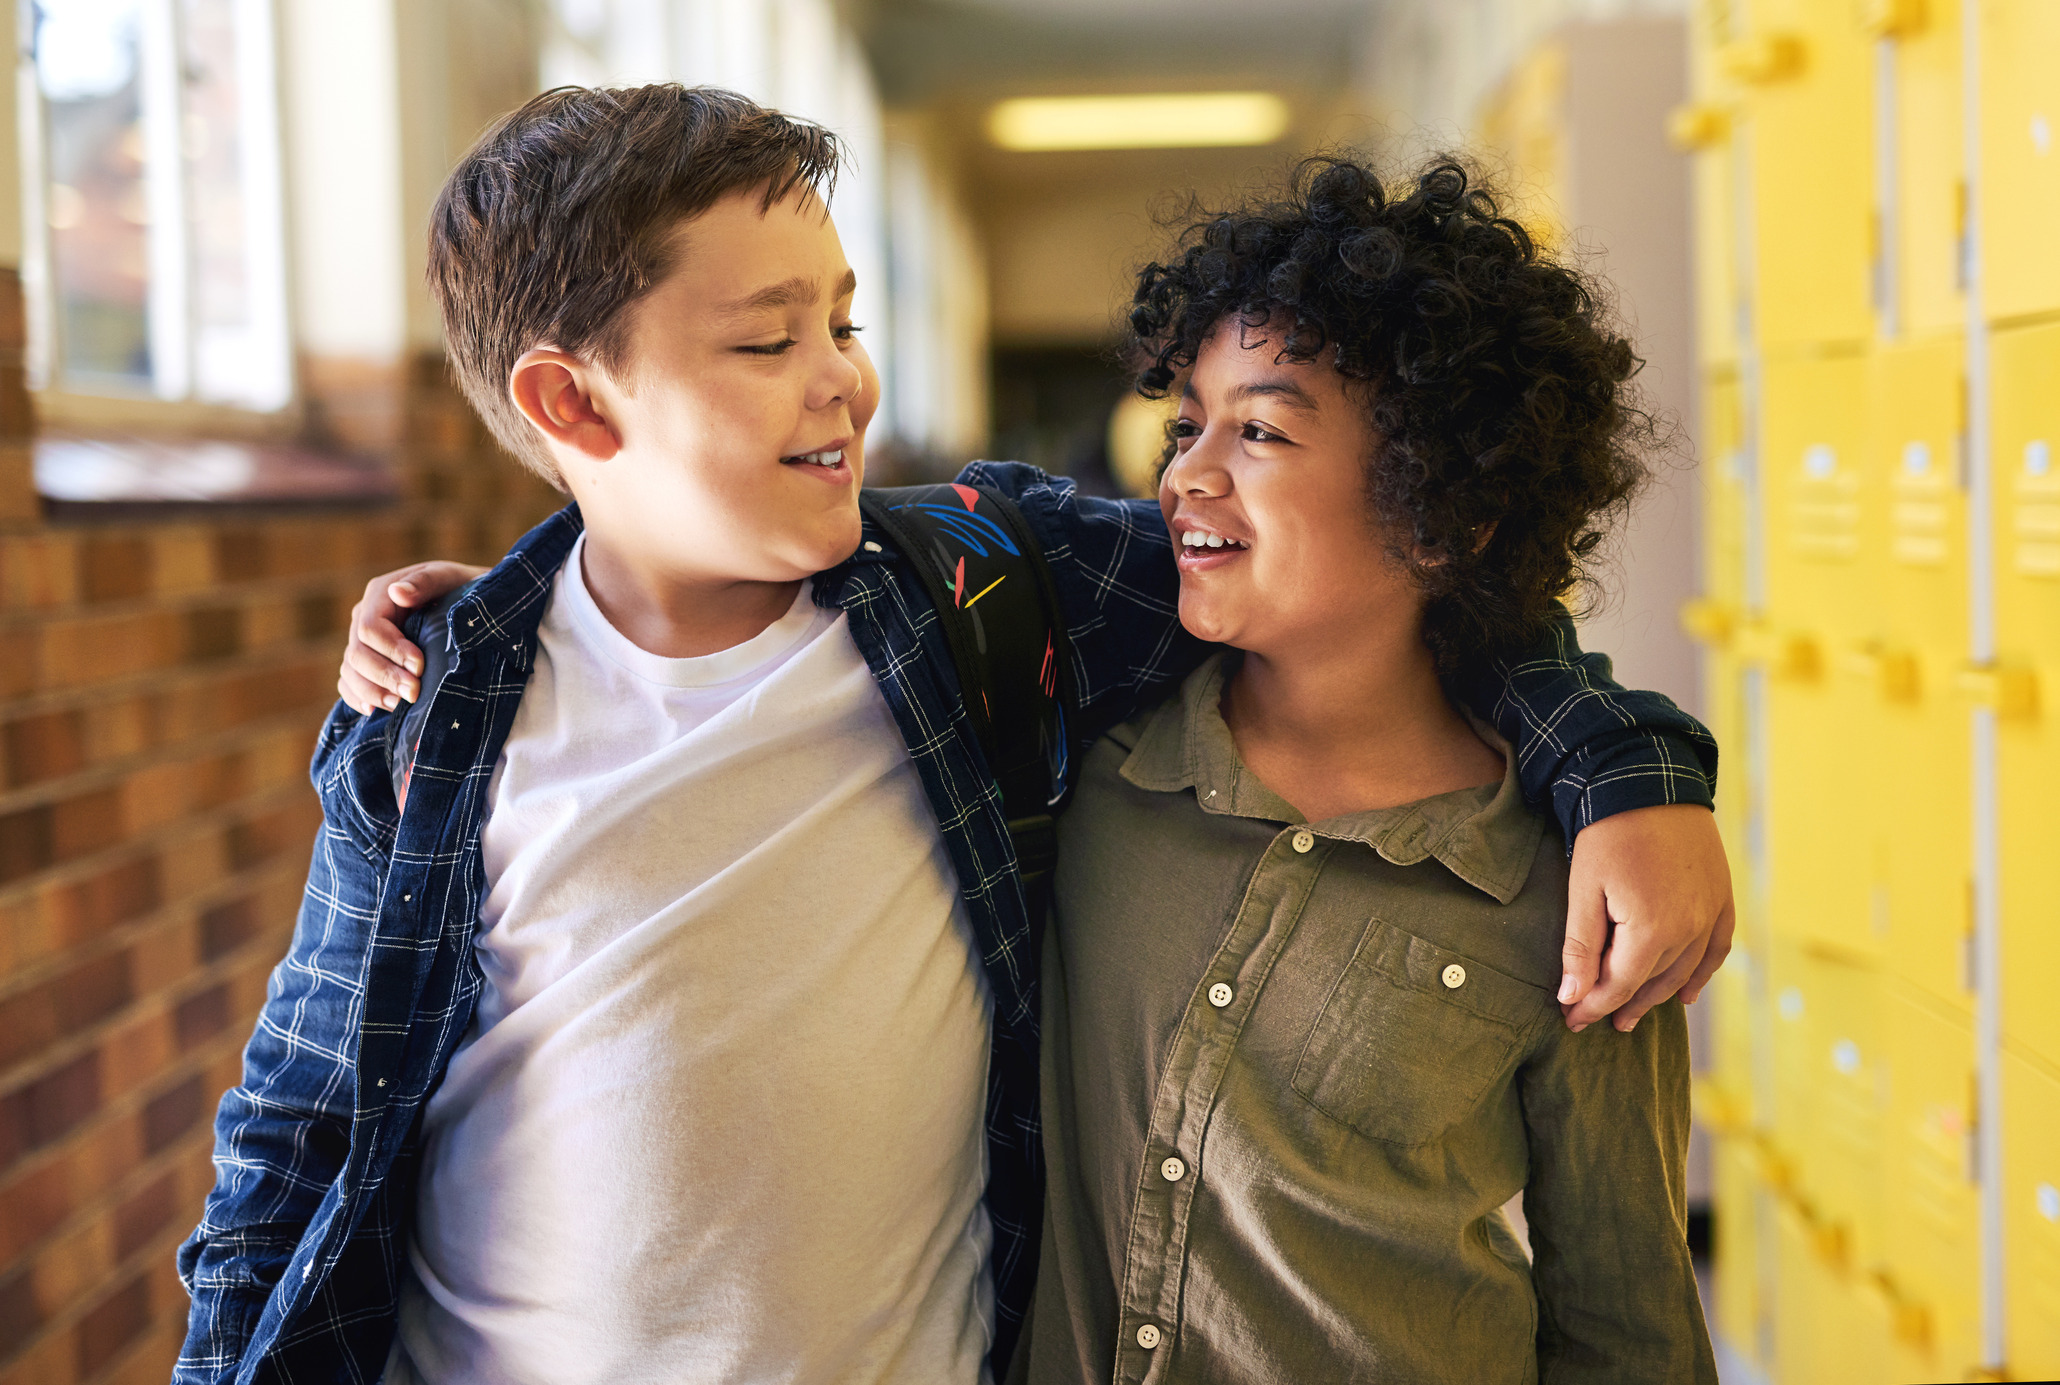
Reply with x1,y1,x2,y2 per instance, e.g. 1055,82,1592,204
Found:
795,508,866,571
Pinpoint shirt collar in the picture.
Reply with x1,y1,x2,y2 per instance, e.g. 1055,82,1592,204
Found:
446,502,585,658
1119,651,1545,904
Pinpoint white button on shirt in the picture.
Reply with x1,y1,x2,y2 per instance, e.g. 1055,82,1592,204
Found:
1137,1324,1162,1350
1207,982,1234,1008
1443,963,1468,989
1161,1156,1186,1183
1291,829,1315,853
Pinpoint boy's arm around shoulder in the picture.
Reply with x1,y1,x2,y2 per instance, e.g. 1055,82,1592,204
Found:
959,461,1211,747
1449,604,1717,832
1519,1003,1720,1384
174,703,396,1381
1452,606,1735,1031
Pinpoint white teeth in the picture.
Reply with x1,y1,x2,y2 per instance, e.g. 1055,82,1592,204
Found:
1181,529,1245,550
787,449,844,467
1206,534,1224,548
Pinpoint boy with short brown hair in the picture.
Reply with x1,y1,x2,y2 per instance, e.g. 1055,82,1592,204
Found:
180,84,1730,1385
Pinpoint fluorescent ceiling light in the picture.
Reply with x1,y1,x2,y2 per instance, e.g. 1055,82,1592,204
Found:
986,92,1291,152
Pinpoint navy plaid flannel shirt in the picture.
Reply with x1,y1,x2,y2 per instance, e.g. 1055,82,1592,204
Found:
175,462,1716,1383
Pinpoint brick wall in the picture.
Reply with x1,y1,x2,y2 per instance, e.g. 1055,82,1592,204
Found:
0,280,561,1384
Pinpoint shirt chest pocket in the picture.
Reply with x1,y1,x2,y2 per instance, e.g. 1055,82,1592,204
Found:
1291,918,1551,1148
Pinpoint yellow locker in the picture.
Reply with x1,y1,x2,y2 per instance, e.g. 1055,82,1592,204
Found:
1712,1134,1767,1369
1762,353,1878,957
1701,373,1750,626
1880,980,1982,1378
1977,0,2060,323
1688,138,1743,371
1770,940,1821,1186
1681,0,1744,371
2004,1046,2060,1380
1773,1199,1832,1384
1882,0,1964,339
1729,0,1875,348
1866,338,1975,1016
1774,1198,1898,1384
1806,954,1886,1269
1768,948,1887,1267
1707,937,1760,1131
1989,320,2060,1067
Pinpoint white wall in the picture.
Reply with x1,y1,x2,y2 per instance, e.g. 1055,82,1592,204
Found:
1356,0,1685,151
885,117,990,461
278,0,407,363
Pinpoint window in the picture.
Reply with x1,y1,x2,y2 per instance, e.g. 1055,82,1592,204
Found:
21,0,290,411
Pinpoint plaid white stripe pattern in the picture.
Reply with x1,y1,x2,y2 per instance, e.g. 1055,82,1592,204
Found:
175,463,1715,1382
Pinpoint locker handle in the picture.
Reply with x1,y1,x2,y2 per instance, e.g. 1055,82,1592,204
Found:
1953,665,2038,720
1839,645,1920,703
1716,33,1806,85
1680,597,1736,645
1665,102,1731,152
1856,0,1925,39
1734,624,1822,681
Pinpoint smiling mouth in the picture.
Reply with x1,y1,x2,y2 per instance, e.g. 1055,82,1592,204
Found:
782,448,846,468
1179,530,1248,551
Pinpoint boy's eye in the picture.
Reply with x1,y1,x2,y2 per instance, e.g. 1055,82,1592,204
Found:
1168,418,1201,443
742,338,796,357
1243,422,1286,443
834,323,864,341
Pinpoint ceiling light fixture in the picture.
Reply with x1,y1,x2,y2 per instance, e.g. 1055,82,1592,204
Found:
986,92,1291,152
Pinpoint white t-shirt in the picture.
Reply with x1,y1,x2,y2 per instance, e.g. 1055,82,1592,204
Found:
387,538,995,1385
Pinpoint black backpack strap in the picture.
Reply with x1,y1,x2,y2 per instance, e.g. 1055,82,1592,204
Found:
859,482,1075,894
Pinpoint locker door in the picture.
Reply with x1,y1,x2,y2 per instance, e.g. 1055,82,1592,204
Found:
1731,0,1875,348
1883,0,1964,339
1712,1134,1768,1370
1990,321,2060,1068
1867,338,1974,1016
1761,353,1877,958
1880,979,1983,1377
1774,1200,1897,1384
1768,946,1887,1267
1977,0,2060,323
1807,953,1886,1271
2004,1047,2060,1380
1682,0,1744,370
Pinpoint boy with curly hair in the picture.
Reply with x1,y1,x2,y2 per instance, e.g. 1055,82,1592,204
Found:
1026,155,1717,1382
186,85,1725,1384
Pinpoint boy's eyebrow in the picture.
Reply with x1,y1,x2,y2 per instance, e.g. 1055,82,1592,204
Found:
720,268,860,317
1225,378,1322,414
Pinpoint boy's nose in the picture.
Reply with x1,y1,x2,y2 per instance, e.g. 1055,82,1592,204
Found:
1165,431,1231,496
808,338,864,410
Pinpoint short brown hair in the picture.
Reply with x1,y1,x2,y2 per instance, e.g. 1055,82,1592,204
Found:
428,85,843,486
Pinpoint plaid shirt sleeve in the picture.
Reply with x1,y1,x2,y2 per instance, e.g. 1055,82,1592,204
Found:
963,462,1715,841
174,706,391,1382
1449,605,1719,840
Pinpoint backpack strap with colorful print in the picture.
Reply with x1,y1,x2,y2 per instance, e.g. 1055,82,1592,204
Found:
859,482,1075,898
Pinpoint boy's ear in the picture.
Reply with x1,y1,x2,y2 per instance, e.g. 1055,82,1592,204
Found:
509,348,622,463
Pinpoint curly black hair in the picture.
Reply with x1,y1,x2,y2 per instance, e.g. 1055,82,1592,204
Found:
1128,154,1653,670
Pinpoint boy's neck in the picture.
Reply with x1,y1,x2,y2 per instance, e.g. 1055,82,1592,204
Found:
578,530,803,660
1223,629,1504,822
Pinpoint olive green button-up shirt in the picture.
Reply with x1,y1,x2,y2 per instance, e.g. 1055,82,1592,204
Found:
1026,655,1715,1385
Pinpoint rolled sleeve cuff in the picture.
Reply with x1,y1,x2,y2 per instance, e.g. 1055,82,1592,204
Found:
1552,728,1717,840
